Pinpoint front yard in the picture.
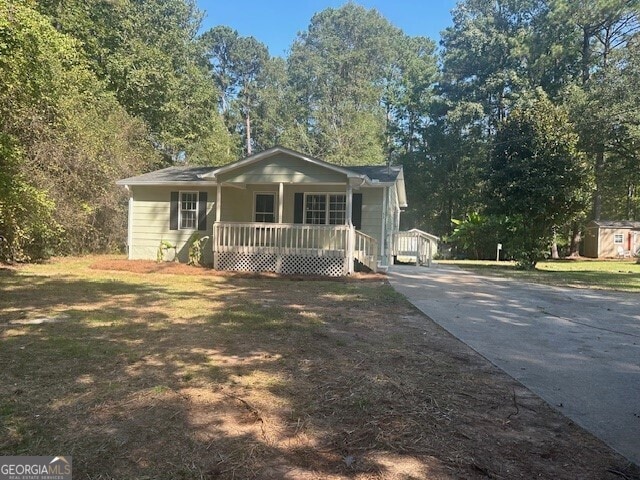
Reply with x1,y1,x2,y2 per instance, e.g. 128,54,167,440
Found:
0,256,637,479
438,258,640,292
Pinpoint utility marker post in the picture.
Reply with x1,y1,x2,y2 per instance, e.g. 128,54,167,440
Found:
496,243,502,262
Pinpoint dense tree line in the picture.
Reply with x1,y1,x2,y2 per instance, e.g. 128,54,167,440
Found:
2,0,639,265
426,0,640,266
1,0,235,261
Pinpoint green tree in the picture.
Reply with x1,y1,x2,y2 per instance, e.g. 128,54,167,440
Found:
37,0,233,162
252,57,295,151
383,35,438,157
286,3,402,164
201,26,269,155
440,0,544,130
485,91,591,268
536,0,640,221
420,0,545,238
1,2,157,260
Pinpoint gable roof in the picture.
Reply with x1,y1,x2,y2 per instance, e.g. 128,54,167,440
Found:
116,166,217,186
589,220,640,229
200,146,366,181
117,146,405,188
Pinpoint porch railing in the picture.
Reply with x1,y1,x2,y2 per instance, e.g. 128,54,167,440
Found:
212,222,380,274
213,222,350,257
354,230,378,272
393,229,439,266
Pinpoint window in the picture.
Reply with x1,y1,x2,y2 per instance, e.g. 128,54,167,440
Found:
305,194,326,224
255,193,275,223
305,193,346,225
179,192,198,229
614,233,624,244
329,194,346,225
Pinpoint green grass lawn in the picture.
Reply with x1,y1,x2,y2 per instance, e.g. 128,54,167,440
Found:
437,258,640,292
0,256,633,479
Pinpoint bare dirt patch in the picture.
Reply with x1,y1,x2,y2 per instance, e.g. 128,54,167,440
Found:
1,256,638,479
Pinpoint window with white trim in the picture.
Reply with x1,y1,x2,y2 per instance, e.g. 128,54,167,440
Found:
255,193,275,223
614,233,624,244
304,193,346,225
180,192,198,229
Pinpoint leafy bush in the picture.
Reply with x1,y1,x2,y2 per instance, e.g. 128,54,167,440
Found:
188,234,210,266
448,213,504,260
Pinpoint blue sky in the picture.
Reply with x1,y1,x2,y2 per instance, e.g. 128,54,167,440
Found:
196,1,459,57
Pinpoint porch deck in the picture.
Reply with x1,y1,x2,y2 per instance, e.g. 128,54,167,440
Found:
212,222,378,276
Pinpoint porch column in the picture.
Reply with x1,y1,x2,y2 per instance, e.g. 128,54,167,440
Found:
278,182,284,223
346,183,354,274
213,185,222,270
381,186,387,261
216,185,222,222
127,187,133,260
346,184,353,226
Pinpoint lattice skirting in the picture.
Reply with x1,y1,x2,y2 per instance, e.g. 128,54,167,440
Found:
215,252,347,276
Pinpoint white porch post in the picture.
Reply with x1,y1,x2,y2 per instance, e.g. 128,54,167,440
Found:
127,187,133,260
213,185,222,270
346,183,354,274
216,185,222,222
278,182,284,223
346,183,353,226
381,186,387,264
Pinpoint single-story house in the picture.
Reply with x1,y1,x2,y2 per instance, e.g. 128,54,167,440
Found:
116,146,410,276
583,220,640,258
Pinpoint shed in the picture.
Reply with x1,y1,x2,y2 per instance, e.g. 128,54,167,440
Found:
583,220,640,258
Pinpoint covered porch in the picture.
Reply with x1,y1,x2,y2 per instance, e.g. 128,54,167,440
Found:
212,222,377,276
198,146,400,277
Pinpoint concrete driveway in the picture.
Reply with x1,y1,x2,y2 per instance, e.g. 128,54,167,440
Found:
388,264,640,466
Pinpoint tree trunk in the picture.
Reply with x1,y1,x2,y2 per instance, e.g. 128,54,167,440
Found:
551,229,559,259
593,149,605,220
569,222,581,257
245,112,252,156
581,26,591,84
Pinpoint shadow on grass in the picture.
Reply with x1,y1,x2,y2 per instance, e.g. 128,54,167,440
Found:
1,265,636,479
448,261,640,292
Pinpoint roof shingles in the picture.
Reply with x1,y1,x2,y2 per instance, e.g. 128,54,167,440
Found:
118,162,402,185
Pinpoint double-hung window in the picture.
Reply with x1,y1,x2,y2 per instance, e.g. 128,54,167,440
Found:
614,233,624,244
255,193,275,223
179,192,198,229
304,193,346,225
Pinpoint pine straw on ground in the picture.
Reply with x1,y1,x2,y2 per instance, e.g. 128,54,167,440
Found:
89,258,388,282
0,256,638,479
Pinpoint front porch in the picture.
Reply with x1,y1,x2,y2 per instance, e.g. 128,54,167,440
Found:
212,222,378,276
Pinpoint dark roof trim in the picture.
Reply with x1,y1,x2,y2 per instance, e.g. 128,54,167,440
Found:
588,220,640,229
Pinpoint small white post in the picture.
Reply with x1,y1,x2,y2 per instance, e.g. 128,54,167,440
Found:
496,243,502,262
216,185,222,222
127,187,133,259
347,226,355,274
346,183,353,226
213,186,222,270
278,182,284,223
